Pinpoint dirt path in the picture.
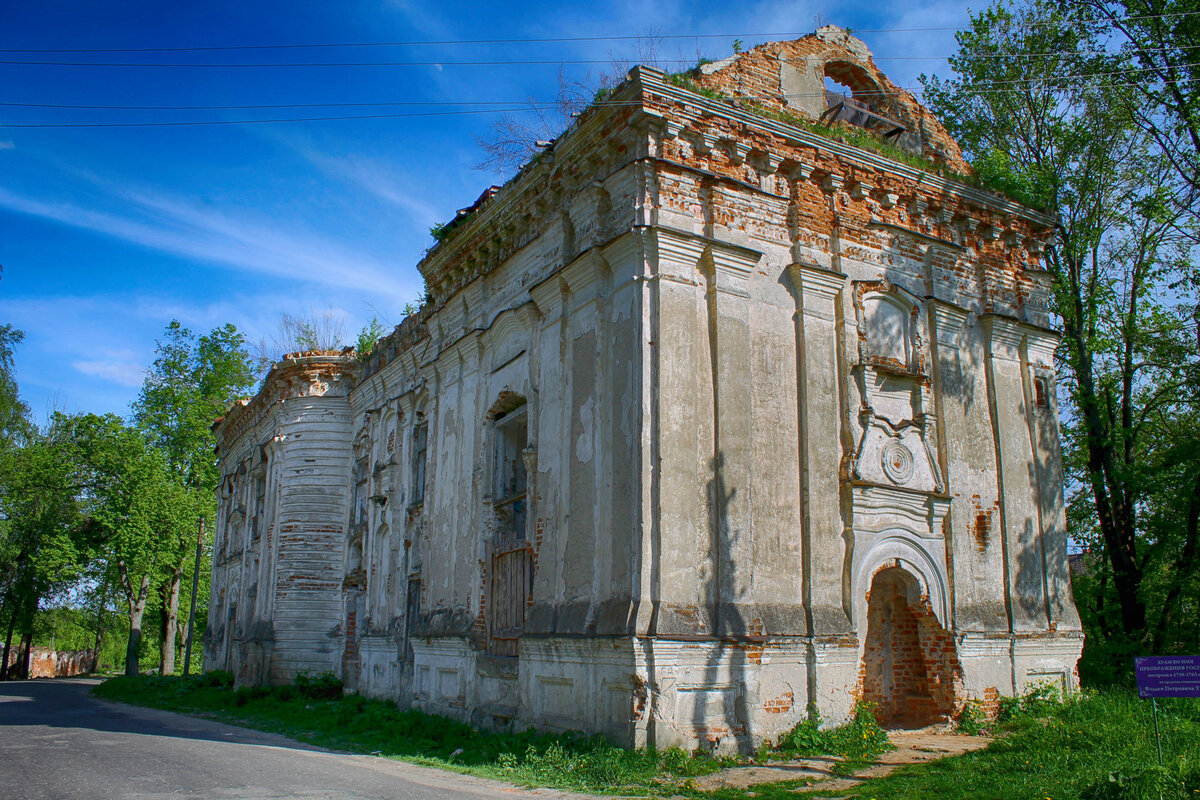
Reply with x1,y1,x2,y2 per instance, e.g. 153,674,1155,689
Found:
691,729,992,796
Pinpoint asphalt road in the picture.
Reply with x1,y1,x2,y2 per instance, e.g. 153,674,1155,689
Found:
0,677,587,800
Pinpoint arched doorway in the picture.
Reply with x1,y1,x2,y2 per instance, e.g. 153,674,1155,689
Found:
861,566,959,728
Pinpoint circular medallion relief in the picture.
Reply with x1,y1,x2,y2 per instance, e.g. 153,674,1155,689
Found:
881,441,915,484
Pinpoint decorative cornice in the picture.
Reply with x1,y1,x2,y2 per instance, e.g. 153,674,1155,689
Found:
633,67,1055,228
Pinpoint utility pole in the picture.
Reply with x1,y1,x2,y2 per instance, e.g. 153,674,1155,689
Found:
182,517,205,677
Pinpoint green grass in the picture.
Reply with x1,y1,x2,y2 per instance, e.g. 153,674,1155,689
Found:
770,701,893,776
92,672,760,796
95,674,1199,799
826,690,1200,800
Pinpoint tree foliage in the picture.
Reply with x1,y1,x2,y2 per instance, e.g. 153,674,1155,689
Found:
64,413,195,676
0,419,89,676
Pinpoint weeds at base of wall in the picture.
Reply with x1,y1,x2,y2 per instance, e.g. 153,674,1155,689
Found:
769,701,894,776
831,688,1200,800
954,698,987,735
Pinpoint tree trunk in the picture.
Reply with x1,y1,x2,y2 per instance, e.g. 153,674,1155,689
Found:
159,566,183,675
1,602,16,681
92,582,107,672
1153,471,1200,651
19,629,32,680
123,566,152,677
1062,304,1147,641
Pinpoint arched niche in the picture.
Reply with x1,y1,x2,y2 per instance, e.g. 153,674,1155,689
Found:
852,533,949,631
854,282,926,376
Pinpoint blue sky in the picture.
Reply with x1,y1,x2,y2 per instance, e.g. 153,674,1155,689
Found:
0,0,975,422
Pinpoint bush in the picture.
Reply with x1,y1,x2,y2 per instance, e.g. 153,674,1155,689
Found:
997,681,1063,722
232,685,271,707
293,671,343,700
196,670,233,689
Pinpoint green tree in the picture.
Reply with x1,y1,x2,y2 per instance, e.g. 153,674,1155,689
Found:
0,324,30,454
923,0,1200,679
132,321,255,674
1075,0,1199,224
0,420,88,678
66,414,193,676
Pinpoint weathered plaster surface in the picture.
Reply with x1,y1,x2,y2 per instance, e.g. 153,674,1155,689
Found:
206,28,1082,751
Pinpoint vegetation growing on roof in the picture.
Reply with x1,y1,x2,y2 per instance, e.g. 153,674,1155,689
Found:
736,99,1045,209
665,70,728,101
428,222,451,244
353,317,386,362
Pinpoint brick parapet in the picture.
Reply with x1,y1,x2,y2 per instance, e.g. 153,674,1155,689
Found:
690,27,969,173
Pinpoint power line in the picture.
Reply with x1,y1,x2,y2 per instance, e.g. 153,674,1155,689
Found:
0,107,527,128
2,58,1191,114
0,58,707,68
4,49,1197,70
3,43,1197,70
3,77,1194,128
1,10,1196,53
0,100,542,110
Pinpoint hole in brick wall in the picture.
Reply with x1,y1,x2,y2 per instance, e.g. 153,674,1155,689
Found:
1034,376,1049,408
820,60,908,144
861,567,960,728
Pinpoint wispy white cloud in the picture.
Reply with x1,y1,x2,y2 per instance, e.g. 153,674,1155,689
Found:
0,183,416,302
0,141,14,150
285,145,442,225
72,358,145,387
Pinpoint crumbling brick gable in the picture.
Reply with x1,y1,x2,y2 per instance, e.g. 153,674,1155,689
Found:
692,26,970,174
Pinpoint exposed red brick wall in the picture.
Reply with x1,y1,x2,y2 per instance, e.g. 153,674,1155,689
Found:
860,567,963,726
691,28,970,173
8,647,97,679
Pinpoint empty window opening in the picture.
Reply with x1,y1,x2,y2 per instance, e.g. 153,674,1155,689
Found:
403,575,421,661
353,456,369,532
492,404,529,538
820,61,905,140
250,472,266,540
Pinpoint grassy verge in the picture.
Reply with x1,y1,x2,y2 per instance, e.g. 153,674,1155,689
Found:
92,672,777,797
96,674,1198,798
829,690,1200,800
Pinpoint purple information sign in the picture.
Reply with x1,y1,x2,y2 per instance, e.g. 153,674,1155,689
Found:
1135,656,1200,698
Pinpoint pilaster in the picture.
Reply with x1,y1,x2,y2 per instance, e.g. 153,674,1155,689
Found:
981,314,1048,632
785,260,851,635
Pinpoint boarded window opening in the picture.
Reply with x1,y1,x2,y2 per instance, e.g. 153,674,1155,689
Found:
410,420,428,505
486,399,532,657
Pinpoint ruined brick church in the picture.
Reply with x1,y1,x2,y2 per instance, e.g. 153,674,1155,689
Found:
205,27,1083,749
